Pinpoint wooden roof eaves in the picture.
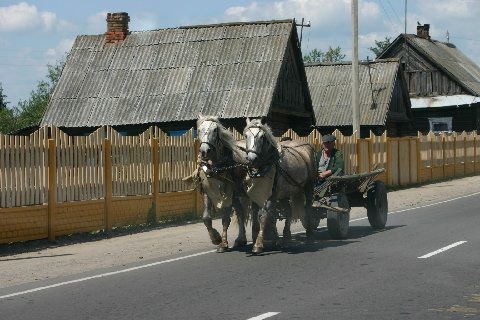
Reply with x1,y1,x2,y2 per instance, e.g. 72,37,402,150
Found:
383,34,478,96
285,23,315,123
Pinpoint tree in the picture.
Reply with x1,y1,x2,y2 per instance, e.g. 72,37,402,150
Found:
0,106,16,134
15,57,65,130
303,48,324,63
323,46,346,62
369,36,391,58
0,82,8,110
303,46,345,63
0,82,16,134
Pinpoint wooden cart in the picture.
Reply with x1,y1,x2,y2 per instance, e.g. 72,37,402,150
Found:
304,168,388,239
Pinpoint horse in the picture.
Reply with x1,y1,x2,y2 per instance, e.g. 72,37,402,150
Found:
189,115,249,253
243,118,317,253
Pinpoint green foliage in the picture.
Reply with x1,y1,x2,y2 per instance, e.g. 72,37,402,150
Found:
0,83,17,134
323,46,346,62
369,36,391,58
303,48,324,63
0,83,8,110
0,107,17,134
15,58,65,129
303,46,345,63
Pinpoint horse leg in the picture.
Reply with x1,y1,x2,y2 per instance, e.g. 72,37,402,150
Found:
279,199,292,245
217,207,231,253
304,183,315,243
253,199,278,253
232,197,247,249
202,193,221,245
251,203,260,244
252,207,267,253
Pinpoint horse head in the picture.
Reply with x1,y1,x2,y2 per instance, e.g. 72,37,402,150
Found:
244,118,280,168
197,115,223,163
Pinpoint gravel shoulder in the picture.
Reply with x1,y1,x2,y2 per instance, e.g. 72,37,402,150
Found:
1,175,480,290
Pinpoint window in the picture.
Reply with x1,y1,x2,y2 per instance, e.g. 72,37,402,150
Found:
428,117,452,133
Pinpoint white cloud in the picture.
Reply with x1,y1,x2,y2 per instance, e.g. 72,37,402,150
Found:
417,0,477,19
0,2,71,32
130,13,158,31
45,38,74,60
224,0,350,27
87,11,158,34
86,11,108,34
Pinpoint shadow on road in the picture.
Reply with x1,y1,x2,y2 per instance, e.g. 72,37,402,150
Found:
242,225,405,256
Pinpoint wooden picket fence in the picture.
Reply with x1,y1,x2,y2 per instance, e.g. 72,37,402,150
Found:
1,127,480,209
2,126,480,243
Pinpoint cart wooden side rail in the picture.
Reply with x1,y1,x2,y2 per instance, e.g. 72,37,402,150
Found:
306,168,388,240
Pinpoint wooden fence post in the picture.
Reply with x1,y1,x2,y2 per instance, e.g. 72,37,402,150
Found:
47,139,56,241
442,136,446,179
104,138,113,230
386,137,391,186
416,137,421,183
152,138,159,219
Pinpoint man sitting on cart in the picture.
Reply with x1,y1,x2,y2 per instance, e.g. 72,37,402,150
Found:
317,134,344,181
312,134,345,207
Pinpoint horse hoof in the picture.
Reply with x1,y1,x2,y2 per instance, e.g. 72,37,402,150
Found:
233,239,247,248
306,234,315,244
217,246,229,253
252,246,264,254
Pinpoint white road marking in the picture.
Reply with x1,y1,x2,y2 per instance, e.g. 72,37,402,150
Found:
2,191,478,300
418,241,467,259
247,312,280,320
0,250,216,300
388,191,480,215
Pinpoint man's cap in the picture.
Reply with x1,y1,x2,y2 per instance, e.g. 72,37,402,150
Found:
322,134,336,143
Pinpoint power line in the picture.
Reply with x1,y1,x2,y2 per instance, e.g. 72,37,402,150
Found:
384,0,403,25
450,36,480,42
377,0,402,34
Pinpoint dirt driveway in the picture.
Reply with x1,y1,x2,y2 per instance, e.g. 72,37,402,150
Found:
1,175,480,289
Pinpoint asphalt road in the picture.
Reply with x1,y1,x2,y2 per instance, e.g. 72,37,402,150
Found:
1,193,479,320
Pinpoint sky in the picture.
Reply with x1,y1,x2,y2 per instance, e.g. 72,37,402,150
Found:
1,0,479,106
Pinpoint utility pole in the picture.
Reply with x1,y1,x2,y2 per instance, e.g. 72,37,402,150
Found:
351,0,360,134
296,18,311,46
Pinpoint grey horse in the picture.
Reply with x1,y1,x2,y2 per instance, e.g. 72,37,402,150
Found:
243,118,317,253
192,115,249,252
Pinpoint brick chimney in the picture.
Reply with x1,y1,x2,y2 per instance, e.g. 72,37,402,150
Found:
105,12,130,44
417,23,430,40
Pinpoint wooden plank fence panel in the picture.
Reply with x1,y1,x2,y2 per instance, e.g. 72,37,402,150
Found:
398,139,411,186
444,133,455,178
409,138,418,184
465,132,476,175
387,138,399,186
418,132,432,182
455,132,467,177
3,126,480,210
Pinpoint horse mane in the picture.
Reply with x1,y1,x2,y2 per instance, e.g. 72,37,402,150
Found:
197,115,242,157
244,118,281,153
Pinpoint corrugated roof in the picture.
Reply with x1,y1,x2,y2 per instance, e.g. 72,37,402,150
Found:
41,20,294,127
379,34,480,97
405,35,480,96
305,59,400,126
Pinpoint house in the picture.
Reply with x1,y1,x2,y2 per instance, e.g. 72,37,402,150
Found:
305,58,415,137
40,13,314,136
378,24,480,133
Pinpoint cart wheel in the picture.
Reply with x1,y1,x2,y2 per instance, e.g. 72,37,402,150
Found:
367,181,388,229
327,193,350,239
301,208,322,230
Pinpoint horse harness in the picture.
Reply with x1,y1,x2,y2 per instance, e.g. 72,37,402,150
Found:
247,140,313,190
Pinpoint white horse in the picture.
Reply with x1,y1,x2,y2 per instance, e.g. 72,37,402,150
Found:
243,118,317,253
194,115,249,252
